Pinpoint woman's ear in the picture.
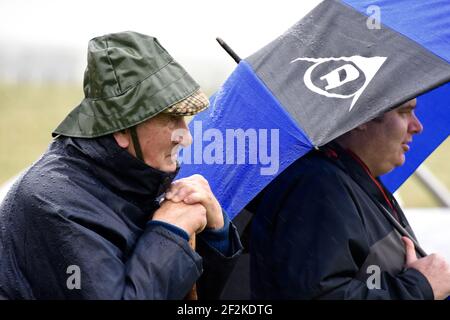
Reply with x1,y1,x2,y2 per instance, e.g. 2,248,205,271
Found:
113,130,130,149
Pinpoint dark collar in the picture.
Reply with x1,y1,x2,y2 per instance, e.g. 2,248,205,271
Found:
60,135,178,210
319,142,399,219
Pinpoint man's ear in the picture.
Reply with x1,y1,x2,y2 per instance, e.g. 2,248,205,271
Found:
113,130,130,149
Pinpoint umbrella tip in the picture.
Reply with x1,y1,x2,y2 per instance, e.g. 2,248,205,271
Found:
216,37,241,64
216,37,225,46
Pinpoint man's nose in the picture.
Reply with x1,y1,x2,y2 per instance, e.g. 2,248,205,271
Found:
180,130,193,146
172,120,193,146
410,112,423,134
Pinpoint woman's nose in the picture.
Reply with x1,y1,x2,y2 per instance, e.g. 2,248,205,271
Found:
410,112,423,134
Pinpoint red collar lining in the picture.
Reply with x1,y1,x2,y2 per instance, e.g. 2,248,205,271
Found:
344,149,400,222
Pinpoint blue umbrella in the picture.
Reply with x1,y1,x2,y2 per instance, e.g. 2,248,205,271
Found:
177,0,450,221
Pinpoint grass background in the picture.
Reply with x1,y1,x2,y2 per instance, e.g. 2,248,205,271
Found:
1,83,448,207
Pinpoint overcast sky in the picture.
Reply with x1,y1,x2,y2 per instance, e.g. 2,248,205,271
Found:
0,0,322,87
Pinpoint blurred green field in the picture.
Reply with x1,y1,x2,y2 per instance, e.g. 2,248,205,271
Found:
0,83,449,207
0,83,83,181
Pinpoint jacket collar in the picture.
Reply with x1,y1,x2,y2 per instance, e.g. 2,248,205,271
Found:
60,135,178,211
320,142,399,217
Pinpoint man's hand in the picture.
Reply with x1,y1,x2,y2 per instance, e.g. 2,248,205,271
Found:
402,236,450,300
152,200,207,237
165,174,224,230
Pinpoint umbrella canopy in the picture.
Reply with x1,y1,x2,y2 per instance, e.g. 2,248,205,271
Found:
178,0,450,219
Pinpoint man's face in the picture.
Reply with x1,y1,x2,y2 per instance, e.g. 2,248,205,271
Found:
122,113,192,173
363,98,423,176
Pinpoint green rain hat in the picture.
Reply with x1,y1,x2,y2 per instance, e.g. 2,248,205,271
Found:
52,31,209,138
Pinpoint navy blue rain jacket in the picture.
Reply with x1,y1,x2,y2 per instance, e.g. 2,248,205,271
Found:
0,135,242,299
250,143,433,299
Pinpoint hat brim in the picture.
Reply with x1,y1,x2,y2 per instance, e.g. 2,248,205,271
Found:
162,89,209,116
52,60,200,138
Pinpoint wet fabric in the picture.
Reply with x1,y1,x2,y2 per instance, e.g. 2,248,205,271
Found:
343,0,450,62
247,0,450,147
52,32,204,138
176,0,450,220
177,61,313,219
250,143,434,299
339,0,450,191
0,135,242,299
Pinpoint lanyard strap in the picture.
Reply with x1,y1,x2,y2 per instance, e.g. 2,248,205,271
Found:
129,126,144,161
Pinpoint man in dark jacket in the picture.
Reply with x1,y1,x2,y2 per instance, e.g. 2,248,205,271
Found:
0,31,242,299
250,98,450,299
